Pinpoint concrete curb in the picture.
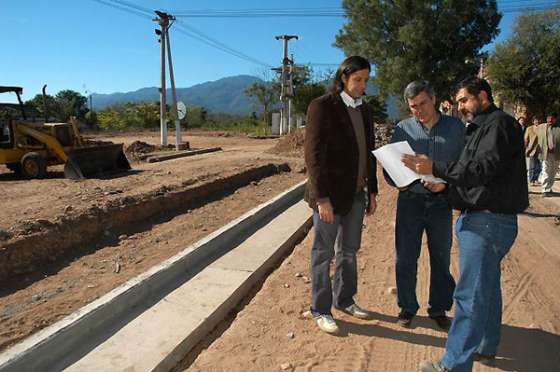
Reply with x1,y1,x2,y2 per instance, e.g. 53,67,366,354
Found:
145,147,222,163
0,180,308,372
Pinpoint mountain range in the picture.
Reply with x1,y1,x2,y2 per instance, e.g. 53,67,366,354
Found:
91,75,400,119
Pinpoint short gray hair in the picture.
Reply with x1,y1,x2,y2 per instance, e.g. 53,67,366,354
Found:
403,80,435,102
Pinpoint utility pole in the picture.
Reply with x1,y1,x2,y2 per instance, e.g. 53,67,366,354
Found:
154,11,182,149
288,53,295,134
154,11,169,146
164,15,182,150
275,35,298,135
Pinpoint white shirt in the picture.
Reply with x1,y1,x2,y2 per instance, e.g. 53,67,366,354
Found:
340,90,363,108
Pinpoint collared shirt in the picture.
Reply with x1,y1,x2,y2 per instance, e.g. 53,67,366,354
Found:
340,90,363,108
390,114,465,193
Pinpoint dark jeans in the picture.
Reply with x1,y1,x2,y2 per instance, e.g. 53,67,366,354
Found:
310,191,366,315
442,212,518,372
395,191,455,316
528,156,542,182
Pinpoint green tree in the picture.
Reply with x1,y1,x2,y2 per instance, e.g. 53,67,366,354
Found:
84,110,98,127
292,83,326,115
364,95,388,123
244,82,278,124
335,0,501,101
134,102,160,128
26,94,58,121
290,65,328,115
55,90,88,121
97,109,127,130
185,106,208,128
486,7,560,118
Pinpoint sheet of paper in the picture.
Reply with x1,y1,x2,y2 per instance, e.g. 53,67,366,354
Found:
372,141,446,188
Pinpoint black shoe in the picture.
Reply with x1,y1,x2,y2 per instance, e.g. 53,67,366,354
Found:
473,353,496,366
397,310,414,328
429,314,451,330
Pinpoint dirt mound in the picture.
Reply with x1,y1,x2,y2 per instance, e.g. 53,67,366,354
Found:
268,129,305,157
125,141,156,160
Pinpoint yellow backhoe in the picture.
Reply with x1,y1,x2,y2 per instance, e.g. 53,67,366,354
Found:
0,86,131,179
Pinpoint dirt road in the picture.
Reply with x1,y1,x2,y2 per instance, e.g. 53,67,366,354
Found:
182,178,560,372
2,130,559,371
0,131,305,350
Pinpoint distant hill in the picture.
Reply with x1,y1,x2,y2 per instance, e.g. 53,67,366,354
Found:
91,74,401,120
91,75,262,115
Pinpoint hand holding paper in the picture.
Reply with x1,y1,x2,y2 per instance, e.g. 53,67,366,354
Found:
402,154,433,175
372,141,445,188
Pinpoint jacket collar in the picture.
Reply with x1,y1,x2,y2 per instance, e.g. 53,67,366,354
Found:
472,104,498,127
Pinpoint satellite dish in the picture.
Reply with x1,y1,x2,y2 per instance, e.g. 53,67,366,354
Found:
177,101,187,120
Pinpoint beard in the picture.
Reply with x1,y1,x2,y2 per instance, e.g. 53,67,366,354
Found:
460,97,483,121
460,109,474,123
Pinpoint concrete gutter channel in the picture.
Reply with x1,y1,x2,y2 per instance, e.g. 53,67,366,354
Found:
0,180,312,372
145,147,223,163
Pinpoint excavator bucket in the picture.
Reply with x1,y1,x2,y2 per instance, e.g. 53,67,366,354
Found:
64,143,131,180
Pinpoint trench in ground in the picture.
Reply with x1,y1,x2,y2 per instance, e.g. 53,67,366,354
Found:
0,164,306,351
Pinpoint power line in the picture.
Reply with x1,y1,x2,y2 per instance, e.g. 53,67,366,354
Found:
106,0,153,15
173,21,273,68
89,0,152,19
92,0,273,68
169,3,558,17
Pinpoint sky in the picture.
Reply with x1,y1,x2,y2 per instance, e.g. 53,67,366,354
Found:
0,0,549,102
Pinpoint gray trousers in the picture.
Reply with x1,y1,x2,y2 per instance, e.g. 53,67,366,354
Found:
310,191,366,315
540,158,559,192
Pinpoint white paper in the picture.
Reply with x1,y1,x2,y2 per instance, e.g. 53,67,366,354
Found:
372,141,445,188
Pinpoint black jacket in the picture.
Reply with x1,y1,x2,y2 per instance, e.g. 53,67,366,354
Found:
433,105,528,213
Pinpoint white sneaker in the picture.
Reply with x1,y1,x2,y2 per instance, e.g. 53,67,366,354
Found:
315,314,339,334
337,303,370,319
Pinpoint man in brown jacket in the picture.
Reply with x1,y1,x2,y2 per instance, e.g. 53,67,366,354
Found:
304,55,378,334
536,113,560,196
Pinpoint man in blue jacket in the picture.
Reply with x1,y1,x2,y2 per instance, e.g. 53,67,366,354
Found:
404,77,528,372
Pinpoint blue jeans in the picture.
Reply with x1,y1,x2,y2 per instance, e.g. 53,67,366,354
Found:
528,156,541,182
395,191,455,316
310,191,366,315
442,212,518,372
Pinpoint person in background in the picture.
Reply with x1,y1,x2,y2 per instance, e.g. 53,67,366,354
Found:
517,116,528,137
403,77,528,372
524,117,542,186
304,55,378,334
536,113,560,196
385,80,464,330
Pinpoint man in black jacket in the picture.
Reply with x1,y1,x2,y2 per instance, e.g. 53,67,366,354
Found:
403,77,528,372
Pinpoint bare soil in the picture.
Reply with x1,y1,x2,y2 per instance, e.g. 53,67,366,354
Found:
2,130,560,372
0,131,305,351
180,179,560,372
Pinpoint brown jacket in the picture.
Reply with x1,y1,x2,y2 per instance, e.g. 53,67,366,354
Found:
304,92,378,215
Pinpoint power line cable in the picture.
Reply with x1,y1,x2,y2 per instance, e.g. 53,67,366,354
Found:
90,0,152,19
173,21,274,68
103,0,153,16
92,0,274,68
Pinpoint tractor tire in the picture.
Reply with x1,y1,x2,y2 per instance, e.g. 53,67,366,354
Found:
6,163,22,174
20,153,47,179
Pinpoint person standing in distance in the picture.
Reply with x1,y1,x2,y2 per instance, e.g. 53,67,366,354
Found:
403,77,528,372
536,113,560,196
304,55,378,334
